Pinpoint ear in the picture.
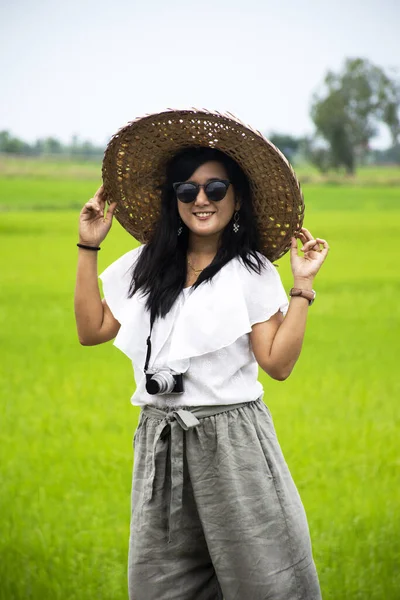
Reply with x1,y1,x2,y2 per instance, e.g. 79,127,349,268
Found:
235,195,242,211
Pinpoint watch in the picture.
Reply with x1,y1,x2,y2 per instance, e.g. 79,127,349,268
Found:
289,288,316,305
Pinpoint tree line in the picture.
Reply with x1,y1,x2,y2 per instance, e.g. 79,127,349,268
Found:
1,58,399,173
0,132,104,159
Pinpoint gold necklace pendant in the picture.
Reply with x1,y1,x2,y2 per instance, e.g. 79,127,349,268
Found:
187,257,203,274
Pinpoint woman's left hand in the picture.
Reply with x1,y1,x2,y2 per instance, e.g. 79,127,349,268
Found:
290,227,329,281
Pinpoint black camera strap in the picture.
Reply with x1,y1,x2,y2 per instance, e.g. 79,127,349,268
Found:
144,313,156,373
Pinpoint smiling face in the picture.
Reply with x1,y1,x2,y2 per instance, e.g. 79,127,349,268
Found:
176,161,240,244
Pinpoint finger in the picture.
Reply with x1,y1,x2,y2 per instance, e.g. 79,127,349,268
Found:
105,201,118,221
290,237,300,255
301,227,314,242
93,185,104,198
83,200,103,217
93,186,106,208
300,227,312,235
296,232,308,244
316,239,330,257
301,239,320,252
83,200,98,211
314,238,328,252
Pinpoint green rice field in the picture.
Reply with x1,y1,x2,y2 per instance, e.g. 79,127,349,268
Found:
1,157,399,599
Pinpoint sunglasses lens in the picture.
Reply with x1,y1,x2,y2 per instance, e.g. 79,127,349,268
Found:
206,181,228,201
175,183,198,203
174,180,229,202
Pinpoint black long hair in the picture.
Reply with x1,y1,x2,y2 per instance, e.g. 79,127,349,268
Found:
128,147,265,321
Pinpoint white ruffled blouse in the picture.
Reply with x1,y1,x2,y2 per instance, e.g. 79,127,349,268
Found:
99,245,289,408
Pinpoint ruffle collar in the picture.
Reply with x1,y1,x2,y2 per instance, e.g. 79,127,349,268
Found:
113,257,253,372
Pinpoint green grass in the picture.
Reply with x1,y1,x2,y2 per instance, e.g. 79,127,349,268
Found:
0,155,102,178
0,178,101,210
1,162,400,598
0,153,399,211
0,155,102,210
294,163,400,185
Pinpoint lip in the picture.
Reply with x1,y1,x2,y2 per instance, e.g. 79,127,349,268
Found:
192,212,216,221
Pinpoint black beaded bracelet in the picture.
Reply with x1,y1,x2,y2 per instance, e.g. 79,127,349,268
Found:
77,243,101,251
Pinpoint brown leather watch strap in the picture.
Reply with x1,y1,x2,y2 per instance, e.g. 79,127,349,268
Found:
289,288,316,305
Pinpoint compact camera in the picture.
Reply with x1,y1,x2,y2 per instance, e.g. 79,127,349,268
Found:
145,370,184,395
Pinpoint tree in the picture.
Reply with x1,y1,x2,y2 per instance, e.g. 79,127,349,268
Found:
33,137,64,154
310,58,400,173
268,133,301,162
0,130,31,154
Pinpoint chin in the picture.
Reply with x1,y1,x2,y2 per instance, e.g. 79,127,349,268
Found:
188,225,223,237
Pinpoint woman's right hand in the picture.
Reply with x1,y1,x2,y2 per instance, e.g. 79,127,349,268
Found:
79,185,118,246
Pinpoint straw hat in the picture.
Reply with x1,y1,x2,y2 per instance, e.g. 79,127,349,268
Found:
102,108,304,262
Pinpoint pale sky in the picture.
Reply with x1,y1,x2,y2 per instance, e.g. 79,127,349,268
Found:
1,0,399,148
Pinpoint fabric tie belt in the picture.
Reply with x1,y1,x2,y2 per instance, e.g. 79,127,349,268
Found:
140,398,262,543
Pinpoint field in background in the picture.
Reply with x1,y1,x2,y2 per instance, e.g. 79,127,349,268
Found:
1,154,400,211
1,157,399,599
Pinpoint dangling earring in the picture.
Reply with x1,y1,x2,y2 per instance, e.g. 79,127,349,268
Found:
233,211,240,233
178,217,183,236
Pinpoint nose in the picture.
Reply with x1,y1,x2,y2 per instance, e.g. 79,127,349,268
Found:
193,187,211,207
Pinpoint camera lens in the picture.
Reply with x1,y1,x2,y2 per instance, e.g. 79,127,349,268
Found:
146,371,176,395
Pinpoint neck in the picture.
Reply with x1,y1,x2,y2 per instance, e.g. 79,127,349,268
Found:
187,232,220,258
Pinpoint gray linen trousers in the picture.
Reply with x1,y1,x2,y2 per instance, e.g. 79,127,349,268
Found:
128,396,322,600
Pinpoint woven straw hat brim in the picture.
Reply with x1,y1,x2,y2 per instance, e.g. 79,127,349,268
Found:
102,108,304,262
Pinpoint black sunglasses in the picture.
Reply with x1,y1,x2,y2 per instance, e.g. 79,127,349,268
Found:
172,179,231,203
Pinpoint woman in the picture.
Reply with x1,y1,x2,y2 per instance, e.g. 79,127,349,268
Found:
74,110,328,600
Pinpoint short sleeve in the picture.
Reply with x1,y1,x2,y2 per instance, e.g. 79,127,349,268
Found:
98,245,144,323
240,254,289,325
